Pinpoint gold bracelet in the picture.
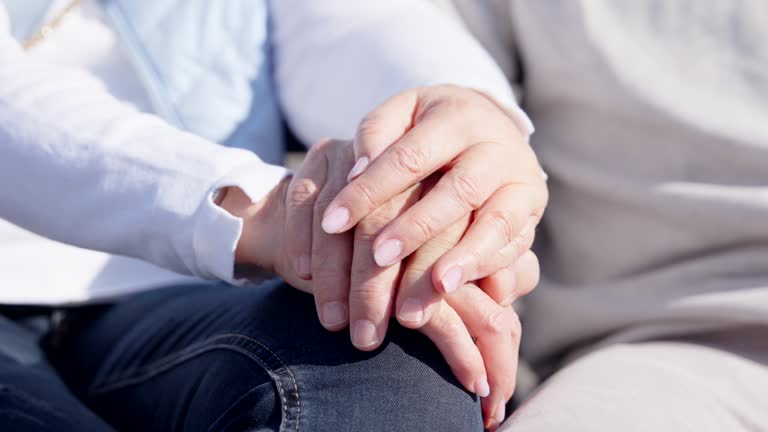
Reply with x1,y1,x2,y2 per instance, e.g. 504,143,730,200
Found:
22,0,82,50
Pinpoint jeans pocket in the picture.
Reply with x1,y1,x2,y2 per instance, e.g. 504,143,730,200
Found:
88,333,301,432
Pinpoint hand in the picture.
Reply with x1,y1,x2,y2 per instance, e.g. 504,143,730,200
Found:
221,139,418,337
216,174,311,291
222,140,540,429
221,139,357,306
397,212,539,431
321,85,548,296
343,171,540,429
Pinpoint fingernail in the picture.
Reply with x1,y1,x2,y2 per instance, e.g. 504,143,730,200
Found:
475,376,490,397
347,156,369,182
352,320,378,348
373,239,403,266
441,266,463,294
398,298,424,323
321,207,350,233
494,400,506,424
321,302,347,327
297,255,311,277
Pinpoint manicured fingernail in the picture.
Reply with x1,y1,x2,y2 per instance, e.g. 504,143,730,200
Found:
321,207,350,233
494,400,506,424
475,376,490,397
297,255,311,277
373,239,403,266
321,302,347,327
398,298,424,323
352,320,378,348
441,266,463,294
347,156,369,182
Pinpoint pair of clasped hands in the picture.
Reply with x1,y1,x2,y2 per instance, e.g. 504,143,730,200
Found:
221,85,548,430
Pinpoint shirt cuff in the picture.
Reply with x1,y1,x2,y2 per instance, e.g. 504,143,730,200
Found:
190,160,289,284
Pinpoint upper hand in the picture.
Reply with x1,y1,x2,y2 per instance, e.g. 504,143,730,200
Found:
321,85,548,295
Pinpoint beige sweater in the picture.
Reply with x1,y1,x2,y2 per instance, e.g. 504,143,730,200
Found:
443,0,768,362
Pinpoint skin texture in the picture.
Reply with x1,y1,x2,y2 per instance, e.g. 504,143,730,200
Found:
221,143,540,430
323,85,548,297
220,84,549,428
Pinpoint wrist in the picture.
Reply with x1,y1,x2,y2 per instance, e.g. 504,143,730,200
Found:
217,176,290,271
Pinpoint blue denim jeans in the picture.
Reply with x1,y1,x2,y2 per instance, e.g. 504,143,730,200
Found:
0,281,482,431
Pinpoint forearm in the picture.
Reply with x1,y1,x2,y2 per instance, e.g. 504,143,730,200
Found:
270,0,533,145
0,21,287,281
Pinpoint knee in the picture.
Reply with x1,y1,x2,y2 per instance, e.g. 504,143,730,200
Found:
354,325,484,431
236,283,483,430
284,321,483,431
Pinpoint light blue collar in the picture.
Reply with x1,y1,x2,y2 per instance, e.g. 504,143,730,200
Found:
3,0,51,41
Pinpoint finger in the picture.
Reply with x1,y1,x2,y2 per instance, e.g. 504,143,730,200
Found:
432,182,545,294
371,142,514,267
479,250,540,308
395,253,446,330
419,301,490,397
446,284,521,429
311,141,355,331
284,140,330,279
348,185,421,350
320,105,474,235
395,208,469,330
347,90,421,181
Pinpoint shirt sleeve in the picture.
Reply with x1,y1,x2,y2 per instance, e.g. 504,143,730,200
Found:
0,7,288,284
270,0,534,147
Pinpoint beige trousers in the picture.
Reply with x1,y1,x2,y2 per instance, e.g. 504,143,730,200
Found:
502,327,768,432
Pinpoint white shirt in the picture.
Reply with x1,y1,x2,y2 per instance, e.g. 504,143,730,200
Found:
0,0,199,304
0,0,528,305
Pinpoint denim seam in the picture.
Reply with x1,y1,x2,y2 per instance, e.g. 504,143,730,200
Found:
207,382,278,432
88,333,301,431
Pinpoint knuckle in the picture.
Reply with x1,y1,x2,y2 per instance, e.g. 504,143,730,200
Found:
449,172,484,209
508,223,536,258
349,282,393,306
428,307,464,338
288,178,319,209
408,215,437,242
357,208,398,239
481,307,511,336
392,144,428,177
310,251,340,276
484,210,518,245
348,180,379,213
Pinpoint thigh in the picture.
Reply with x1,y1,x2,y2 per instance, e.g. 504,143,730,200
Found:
501,327,768,432
0,315,112,432
48,281,482,432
